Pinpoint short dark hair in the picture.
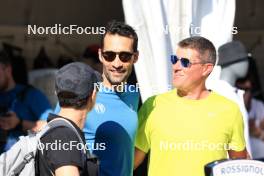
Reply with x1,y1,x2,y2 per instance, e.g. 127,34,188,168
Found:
57,91,91,109
101,20,138,52
0,51,11,66
178,36,216,64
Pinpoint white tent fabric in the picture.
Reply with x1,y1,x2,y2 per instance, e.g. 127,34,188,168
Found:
123,0,195,101
123,0,174,101
123,0,251,154
191,0,235,49
123,0,235,101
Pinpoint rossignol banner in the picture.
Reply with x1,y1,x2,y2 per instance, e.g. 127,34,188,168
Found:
205,159,264,176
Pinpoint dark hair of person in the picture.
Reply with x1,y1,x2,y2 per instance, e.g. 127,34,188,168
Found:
57,91,92,109
101,20,138,52
0,51,11,65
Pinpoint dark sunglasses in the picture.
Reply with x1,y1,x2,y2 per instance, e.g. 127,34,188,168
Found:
170,55,206,68
102,51,134,62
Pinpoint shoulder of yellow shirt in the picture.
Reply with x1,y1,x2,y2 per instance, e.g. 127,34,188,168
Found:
142,89,241,112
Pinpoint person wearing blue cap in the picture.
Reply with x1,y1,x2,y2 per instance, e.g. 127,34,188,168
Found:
36,62,98,176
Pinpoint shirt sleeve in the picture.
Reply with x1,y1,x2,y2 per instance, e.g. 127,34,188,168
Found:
135,96,155,153
40,103,60,121
53,103,61,114
41,127,84,172
228,106,246,152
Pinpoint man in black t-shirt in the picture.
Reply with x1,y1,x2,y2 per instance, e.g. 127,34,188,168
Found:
36,62,98,176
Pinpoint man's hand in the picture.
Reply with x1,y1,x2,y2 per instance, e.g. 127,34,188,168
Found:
0,111,20,130
249,119,262,137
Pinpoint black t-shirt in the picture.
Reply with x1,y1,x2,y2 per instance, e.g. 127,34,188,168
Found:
36,114,88,176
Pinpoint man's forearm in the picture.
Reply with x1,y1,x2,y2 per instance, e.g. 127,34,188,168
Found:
134,147,147,170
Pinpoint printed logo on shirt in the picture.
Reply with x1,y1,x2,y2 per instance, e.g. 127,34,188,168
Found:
94,103,106,114
128,104,136,112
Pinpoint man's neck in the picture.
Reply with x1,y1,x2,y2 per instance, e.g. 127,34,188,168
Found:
58,108,88,129
177,84,210,100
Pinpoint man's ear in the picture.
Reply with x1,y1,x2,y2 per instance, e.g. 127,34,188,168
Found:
87,89,97,112
203,64,214,76
98,48,103,63
133,51,139,64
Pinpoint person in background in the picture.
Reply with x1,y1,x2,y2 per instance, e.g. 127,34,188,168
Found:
236,59,264,159
0,51,52,154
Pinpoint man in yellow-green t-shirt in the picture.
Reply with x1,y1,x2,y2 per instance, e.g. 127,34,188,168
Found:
134,36,248,176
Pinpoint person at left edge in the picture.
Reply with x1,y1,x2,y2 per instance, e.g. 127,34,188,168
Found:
0,51,52,153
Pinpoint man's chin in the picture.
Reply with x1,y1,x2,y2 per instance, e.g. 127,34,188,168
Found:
172,83,182,90
109,77,127,85
110,80,125,85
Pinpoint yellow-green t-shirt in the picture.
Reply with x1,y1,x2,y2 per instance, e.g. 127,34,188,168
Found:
135,89,245,176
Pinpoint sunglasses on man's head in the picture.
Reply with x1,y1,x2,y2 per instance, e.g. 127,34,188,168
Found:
102,51,134,62
170,55,207,68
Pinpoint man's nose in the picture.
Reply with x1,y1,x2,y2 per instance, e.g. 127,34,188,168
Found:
172,59,182,70
112,56,123,68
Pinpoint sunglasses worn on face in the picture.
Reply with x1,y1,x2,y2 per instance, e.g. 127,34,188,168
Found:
170,55,206,68
102,51,134,62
